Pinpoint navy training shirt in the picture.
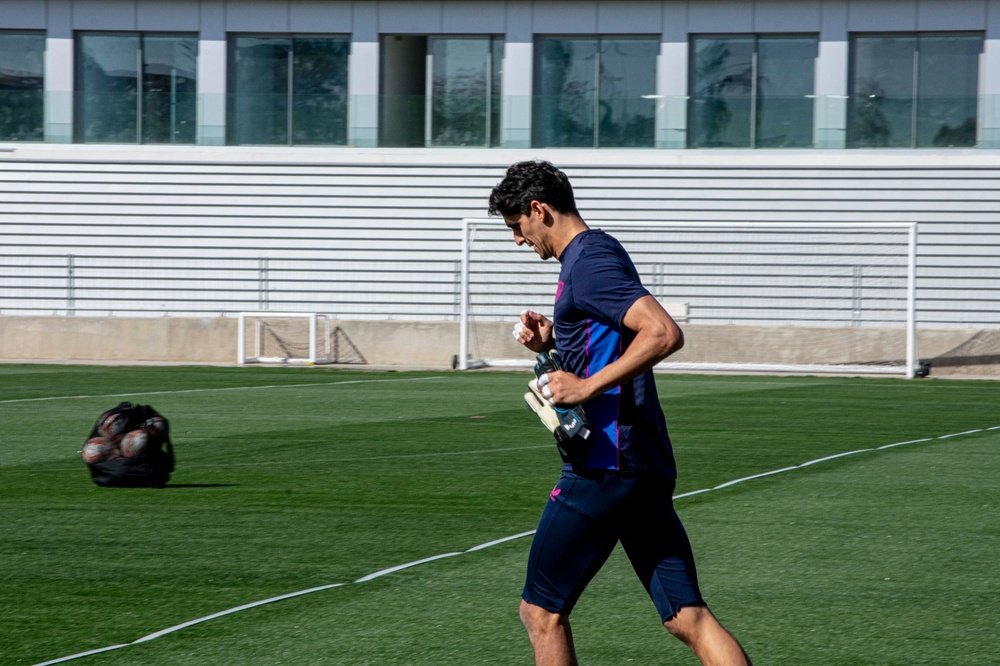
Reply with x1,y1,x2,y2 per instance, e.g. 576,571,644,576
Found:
553,229,677,478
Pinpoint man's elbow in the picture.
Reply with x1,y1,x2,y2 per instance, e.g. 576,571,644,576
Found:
652,322,684,361
663,325,684,357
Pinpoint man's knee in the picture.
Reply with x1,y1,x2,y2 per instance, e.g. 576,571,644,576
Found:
663,604,713,643
520,600,564,634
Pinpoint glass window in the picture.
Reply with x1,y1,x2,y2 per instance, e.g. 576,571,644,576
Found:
533,36,657,148
228,35,349,146
848,32,982,148
429,37,502,146
689,34,817,148
0,31,45,141
380,35,502,148
756,37,816,147
76,32,197,144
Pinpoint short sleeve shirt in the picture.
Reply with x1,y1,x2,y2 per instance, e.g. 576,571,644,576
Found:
553,229,676,478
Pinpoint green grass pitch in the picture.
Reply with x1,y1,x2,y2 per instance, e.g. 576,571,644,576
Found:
1,364,997,665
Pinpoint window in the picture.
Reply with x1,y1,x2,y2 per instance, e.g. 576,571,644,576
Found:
380,35,502,147
533,36,657,148
848,32,982,148
0,31,45,141
228,35,349,146
689,34,817,148
75,32,197,143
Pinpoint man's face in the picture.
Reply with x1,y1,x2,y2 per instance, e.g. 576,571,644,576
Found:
503,204,553,260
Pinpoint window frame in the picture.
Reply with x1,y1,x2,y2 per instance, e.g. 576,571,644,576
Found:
226,33,351,146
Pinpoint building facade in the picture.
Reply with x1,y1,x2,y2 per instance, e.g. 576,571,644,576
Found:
0,1,998,371
2,0,999,149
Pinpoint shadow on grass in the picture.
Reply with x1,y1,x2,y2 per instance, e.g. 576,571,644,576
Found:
163,483,238,488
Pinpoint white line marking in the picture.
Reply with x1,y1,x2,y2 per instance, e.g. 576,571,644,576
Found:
354,553,463,583
712,466,798,489
937,429,983,439
798,449,873,465
0,376,447,405
465,530,538,553
877,438,932,450
33,423,998,666
35,645,129,666
132,582,347,644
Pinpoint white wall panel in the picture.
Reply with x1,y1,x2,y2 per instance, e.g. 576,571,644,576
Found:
0,146,998,328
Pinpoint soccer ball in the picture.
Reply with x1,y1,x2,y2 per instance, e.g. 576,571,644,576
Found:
120,429,149,458
97,411,129,439
142,416,168,442
81,436,117,464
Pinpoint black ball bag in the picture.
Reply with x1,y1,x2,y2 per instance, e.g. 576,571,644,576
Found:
85,402,175,488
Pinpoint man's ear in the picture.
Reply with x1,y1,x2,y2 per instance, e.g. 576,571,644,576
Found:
530,200,553,225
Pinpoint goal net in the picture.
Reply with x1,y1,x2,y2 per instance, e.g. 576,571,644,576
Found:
459,219,920,377
237,312,333,365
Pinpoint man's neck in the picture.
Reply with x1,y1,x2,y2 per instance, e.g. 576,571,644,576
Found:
550,213,589,260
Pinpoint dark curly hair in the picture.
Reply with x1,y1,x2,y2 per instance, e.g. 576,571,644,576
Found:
488,160,580,217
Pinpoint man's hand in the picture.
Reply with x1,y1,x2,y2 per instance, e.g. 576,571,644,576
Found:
512,310,555,352
537,369,593,407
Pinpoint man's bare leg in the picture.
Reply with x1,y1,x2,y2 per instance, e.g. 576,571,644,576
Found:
520,600,578,666
664,605,751,666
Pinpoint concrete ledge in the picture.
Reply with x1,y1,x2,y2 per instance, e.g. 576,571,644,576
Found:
0,316,996,377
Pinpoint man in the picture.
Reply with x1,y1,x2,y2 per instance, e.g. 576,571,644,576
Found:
488,161,751,666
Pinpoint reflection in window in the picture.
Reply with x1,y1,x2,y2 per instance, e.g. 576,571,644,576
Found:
533,36,657,148
0,31,45,141
848,33,982,148
76,32,197,144
380,35,502,147
228,35,349,145
689,34,817,148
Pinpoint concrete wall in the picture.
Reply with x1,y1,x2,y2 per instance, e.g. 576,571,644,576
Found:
2,315,995,377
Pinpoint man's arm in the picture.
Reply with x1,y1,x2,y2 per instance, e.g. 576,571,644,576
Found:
539,295,682,406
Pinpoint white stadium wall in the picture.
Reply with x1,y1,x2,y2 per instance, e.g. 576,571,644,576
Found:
0,0,998,373
0,145,998,374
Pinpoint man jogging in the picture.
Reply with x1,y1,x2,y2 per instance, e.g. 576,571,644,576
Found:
489,160,750,666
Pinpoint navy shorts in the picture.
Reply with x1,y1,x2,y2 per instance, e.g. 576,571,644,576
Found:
522,469,705,622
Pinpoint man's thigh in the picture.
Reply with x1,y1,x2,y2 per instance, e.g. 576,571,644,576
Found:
521,470,629,615
619,478,705,622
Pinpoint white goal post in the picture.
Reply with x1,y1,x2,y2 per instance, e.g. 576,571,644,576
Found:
458,219,920,378
237,312,333,365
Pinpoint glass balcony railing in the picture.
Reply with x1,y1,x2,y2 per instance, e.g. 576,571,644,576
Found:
0,92,995,149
